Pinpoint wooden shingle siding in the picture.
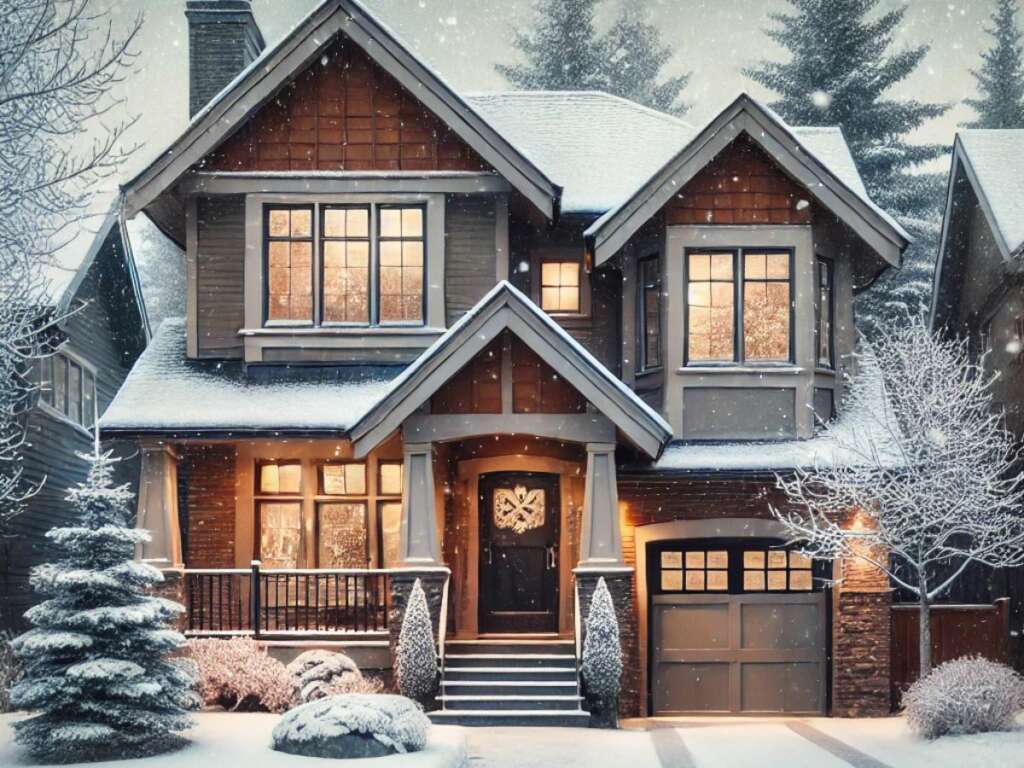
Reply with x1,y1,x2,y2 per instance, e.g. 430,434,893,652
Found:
207,36,490,173
445,194,497,326
666,136,812,226
510,337,586,414
197,196,245,359
431,337,502,414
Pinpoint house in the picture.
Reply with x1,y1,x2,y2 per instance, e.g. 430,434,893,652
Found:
102,0,911,722
0,203,151,632
930,129,1024,667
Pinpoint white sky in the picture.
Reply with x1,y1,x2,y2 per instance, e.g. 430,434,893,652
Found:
99,0,1004,182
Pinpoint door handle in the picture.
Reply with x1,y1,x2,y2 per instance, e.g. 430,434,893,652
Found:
484,544,492,565
546,546,556,570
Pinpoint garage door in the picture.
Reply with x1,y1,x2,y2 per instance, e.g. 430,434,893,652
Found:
649,542,827,715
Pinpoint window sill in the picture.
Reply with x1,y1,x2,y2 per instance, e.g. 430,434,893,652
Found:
241,326,445,337
814,367,836,377
635,367,664,378
37,402,94,437
677,365,805,375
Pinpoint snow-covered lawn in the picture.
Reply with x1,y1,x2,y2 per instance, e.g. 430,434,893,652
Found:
0,711,467,768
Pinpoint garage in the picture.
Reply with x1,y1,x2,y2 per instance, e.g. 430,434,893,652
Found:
648,540,828,715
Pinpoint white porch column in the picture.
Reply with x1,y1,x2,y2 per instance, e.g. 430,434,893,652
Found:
400,442,442,565
135,444,183,569
579,442,624,566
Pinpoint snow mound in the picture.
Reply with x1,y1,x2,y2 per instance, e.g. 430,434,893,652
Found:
286,650,377,703
903,656,1024,740
271,694,430,759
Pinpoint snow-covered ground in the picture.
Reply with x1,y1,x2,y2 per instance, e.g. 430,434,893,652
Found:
2,711,1024,768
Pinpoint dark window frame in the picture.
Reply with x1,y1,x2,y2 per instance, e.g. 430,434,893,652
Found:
254,459,304,496
263,204,316,327
318,461,368,496
815,256,835,370
637,254,662,372
315,499,370,568
683,247,795,366
376,203,427,327
320,204,372,327
37,350,97,431
377,460,404,497
538,256,584,316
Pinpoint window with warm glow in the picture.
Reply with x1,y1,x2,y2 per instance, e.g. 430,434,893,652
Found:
320,462,366,495
266,207,314,323
540,260,581,313
317,502,368,567
659,549,729,592
743,252,791,362
377,501,403,568
378,461,403,496
687,252,735,361
743,549,813,591
379,207,425,324
322,207,370,324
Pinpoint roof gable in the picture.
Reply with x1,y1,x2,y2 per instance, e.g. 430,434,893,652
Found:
349,281,672,458
123,0,560,218
951,130,1024,260
584,94,910,266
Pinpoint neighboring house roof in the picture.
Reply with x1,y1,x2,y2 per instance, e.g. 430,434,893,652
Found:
100,318,403,437
349,281,673,459
583,94,911,266
122,0,561,222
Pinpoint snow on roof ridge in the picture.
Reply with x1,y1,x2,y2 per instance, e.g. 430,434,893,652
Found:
955,129,1024,256
464,90,695,130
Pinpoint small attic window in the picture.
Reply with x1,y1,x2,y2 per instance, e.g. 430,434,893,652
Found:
540,260,581,313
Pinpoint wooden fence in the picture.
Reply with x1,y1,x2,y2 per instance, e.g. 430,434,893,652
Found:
890,598,1010,710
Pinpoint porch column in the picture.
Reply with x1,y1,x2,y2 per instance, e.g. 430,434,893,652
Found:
579,442,623,566
400,442,442,565
135,444,183,569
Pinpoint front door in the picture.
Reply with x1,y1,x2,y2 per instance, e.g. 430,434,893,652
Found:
479,472,560,633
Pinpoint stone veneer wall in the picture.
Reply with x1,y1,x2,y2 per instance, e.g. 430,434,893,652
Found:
575,571,636,718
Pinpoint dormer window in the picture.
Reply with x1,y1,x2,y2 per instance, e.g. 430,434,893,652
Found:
540,259,581,313
263,203,426,328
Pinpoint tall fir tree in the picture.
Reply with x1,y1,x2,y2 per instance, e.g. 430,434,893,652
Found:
600,0,690,115
10,447,197,762
965,0,1024,129
496,0,607,91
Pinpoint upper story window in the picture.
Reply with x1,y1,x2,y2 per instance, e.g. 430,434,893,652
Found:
685,249,793,365
540,259,581,314
33,351,97,431
638,255,662,371
815,257,834,369
264,203,425,328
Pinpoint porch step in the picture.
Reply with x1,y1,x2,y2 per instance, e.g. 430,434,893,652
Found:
436,694,583,711
443,653,576,668
444,666,578,682
445,639,574,655
442,680,579,697
428,709,591,727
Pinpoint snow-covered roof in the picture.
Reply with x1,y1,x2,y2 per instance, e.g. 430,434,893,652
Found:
956,129,1024,257
100,318,402,436
464,92,696,214
41,195,120,308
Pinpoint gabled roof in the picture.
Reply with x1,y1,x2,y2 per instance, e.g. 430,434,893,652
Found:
583,94,911,266
349,281,673,458
122,0,561,220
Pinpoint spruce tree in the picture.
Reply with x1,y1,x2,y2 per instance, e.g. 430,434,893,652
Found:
395,579,436,706
965,0,1024,129
496,0,606,91
600,0,690,115
744,0,949,218
10,447,197,762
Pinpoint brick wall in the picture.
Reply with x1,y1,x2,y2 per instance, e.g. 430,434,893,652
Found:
181,444,237,568
665,135,812,226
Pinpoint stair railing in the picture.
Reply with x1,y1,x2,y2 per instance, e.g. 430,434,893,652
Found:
574,579,583,699
437,574,450,711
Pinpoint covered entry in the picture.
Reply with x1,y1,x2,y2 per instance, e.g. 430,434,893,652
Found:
648,540,827,715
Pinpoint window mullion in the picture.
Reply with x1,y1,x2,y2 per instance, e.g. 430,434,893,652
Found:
370,203,379,326
313,204,321,327
735,250,743,364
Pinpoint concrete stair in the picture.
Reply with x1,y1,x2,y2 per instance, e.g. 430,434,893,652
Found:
428,639,590,727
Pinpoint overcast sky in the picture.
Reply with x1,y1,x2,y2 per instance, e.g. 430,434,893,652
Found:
99,0,1005,181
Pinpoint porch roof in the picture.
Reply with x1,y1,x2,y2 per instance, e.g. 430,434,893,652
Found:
349,281,674,458
100,318,402,437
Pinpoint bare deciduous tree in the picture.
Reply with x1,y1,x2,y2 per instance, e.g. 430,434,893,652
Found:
772,315,1024,678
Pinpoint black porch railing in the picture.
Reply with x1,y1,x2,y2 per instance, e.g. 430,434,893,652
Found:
184,562,390,636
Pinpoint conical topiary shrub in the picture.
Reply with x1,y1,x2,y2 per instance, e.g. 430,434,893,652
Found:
10,447,198,762
395,579,437,707
581,577,622,728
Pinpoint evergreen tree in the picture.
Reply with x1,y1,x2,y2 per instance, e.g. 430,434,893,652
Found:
600,0,690,115
395,579,436,706
10,447,197,762
965,0,1024,129
581,578,621,703
744,0,949,218
496,0,607,91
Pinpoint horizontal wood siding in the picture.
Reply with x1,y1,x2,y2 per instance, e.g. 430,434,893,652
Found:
445,194,497,326
2,238,144,630
197,196,245,359
666,135,812,226
208,36,489,172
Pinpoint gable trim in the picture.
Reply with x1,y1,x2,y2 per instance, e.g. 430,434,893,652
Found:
584,94,909,267
123,0,560,220
349,281,672,458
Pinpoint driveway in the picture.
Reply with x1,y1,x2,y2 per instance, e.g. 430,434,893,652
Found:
464,717,1024,768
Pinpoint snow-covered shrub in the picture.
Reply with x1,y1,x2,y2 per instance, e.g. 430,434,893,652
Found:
903,656,1024,739
10,449,198,762
287,649,384,702
272,693,430,759
0,630,17,713
581,577,622,702
395,579,437,705
189,637,296,713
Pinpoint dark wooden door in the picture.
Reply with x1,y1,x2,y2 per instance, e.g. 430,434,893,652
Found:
479,472,560,633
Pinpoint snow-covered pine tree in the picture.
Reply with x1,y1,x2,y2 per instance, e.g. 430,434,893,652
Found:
581,578,622,705
964,0,1024,129
395,579,436,706
496,0,606,91
772,316,1024,678
10,446,198,762
599,0,690,115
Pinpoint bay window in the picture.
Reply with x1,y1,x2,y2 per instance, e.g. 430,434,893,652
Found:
35,351,98,430
264,202,425,328
685,249,793,364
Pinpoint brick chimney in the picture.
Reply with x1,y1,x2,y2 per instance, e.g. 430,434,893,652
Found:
186,0,265,118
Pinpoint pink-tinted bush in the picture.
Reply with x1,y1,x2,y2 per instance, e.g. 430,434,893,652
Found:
188,637,296,713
